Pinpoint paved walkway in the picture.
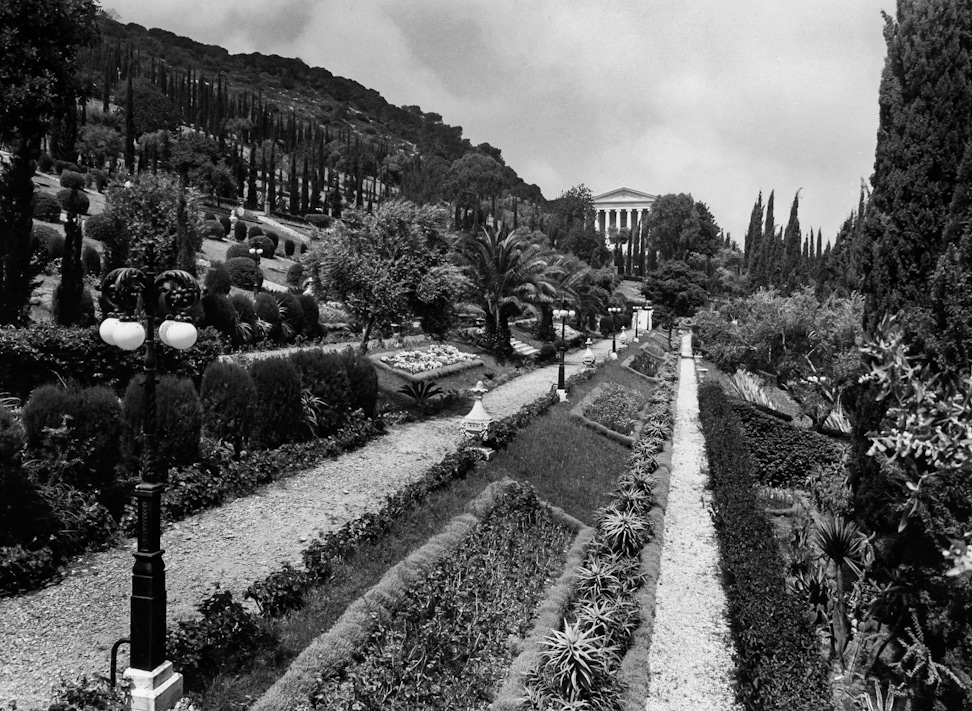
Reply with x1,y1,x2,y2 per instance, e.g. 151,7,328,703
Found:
644,333,739,711
0,335,622,709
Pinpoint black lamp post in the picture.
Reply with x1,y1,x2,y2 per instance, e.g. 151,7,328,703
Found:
552,303,575,397
248,246,263,298
100,242,200,707
608,306,622,359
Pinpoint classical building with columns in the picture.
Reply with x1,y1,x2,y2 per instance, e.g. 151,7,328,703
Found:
593,187,658,244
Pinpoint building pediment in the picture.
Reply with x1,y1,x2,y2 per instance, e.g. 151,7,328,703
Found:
593,186,658,205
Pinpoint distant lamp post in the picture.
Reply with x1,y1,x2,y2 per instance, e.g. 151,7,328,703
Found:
100,242,201,711
248,246,263,298
607,306,622,359
582,337,596,367
553,303,576,401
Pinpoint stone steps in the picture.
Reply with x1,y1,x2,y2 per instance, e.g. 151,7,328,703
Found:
510,337,539,356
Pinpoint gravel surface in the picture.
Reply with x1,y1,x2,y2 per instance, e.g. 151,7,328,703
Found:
644,334,741,711
0,338,617,710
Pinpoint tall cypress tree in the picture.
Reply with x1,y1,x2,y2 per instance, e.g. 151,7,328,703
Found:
247,144,257,207
744,191,763,272
124,71,135,171
782,191,801,291
756,190,776,288
300,154,310,215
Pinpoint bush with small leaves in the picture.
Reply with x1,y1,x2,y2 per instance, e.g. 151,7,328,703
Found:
200,361,255,456
59,170,85,190
289,350,351,435
89,168,107,192
224,257,263,290
275,292,304,337
225,242,251,261
57,188,89,215
248,357,305,448
286,262,304,289
247,224,264,238
304,214,331,229
537,343,558,362
231,293,257,325
283,238,295,257
203,211,216,221
52,285,96,327
31,224,64,261
82,244,100,276
204,261,233,295
201,219,225,241
263,230,279,250
82,213,117,243
249,234,275,257
254,292,281,338
38,152,53,173
53,159,65,174
298,294,320,337
202,293,239,341
234,220,247,241
122,374,202,470
32,192,62,222
218,215,230,235
340,347,379,417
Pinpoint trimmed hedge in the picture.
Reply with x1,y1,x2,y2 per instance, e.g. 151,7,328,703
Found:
32,191,62,222
731,400,846,488
248,357,305,449
59,170,85,190
698,384,832,710
57,188,89,215
225,256,263,290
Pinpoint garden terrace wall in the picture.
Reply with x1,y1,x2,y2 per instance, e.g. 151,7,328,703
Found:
698,383,832,710
730,399,847,488
251,479,582,711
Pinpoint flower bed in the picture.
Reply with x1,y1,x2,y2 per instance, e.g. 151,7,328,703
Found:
372,344,484,382
251,480,580,711
569,382,650,447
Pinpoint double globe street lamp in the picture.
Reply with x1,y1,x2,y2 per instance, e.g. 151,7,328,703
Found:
553,303,575,401
248,246,264,299
607,306,622,359
99,241,201,711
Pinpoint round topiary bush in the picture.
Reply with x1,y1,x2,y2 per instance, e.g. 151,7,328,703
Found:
274,292,304,338
537,343,558,362
53,160,66,174
231,293,257,325
598,315,613,338
59,170,85,190
225,242,251,261
82,244,101,276
32,192,62,223
286,263,305,289
31,224,65,261
283,238,296,257
203,211,216,221
247,224,264,238
263,231,279,250
201,220,225,241
234,220,247,241
89,169,108,193
57,188,89,215
218,215,231,235
38,152,53,173
202,292,239,340
200,361,256,456
248,357,305,449
254,292,281,337
304,214,331,229
249,234,275,258
122,373,202,469
23,384,80,452
224,257,263,290
65,163,80,173
204,261,232,295
83,213,118,243
289,349,351,435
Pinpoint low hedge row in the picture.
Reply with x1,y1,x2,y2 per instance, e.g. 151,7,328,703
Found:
731,399,846,488
698,383,832,710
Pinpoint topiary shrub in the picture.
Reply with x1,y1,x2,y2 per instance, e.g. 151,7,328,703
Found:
289,350,351,436
274,292,304,339
283,239,295,257
202,293,239,341
248,357,305,449
225,257,263,290
204,261,232,295
82,213,117,243
254,293,281,339
23,384,80,452
201,219,225,241
53,159,66,174
38,152,53,173
263,230,279,251
225,242,251,261
59,170,85,190
200,361,255,456
203,211,216,221
598,315,614,338
230,293,257,326
304,214,331,229
82,244,100,276
76,385,123,491
31,225,65,261
298,295,320,338
89,168,108,193
249,234,275,258
247,224,264,238
286,263,304,289
218,215,231,235
52,285,96,327
0,404,54,550
32,192,62,222
122,374,202,470
536,343,558,363
234,221,247,241
57,188,89,215
340,347,378,418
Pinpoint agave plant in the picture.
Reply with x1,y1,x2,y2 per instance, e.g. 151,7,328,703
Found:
573,556,623,599
729,368,779,410
300,387,327,437
857,679,907,711
540,620,618,701
612,484,656,516
598,507,651,556
398,380,445,407
816,516,869,663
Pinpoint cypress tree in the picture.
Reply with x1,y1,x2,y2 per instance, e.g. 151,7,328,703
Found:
300,155,310,215
782,191,801,292
289,158,299,214
124,72,135,171
756,190,776,287
744,191,763,271
247,144,257,207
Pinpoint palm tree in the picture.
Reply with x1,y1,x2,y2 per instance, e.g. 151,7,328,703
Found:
456,226,557,354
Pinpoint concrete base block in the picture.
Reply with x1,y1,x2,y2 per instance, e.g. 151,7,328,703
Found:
557,388,568,402
125,661,183,711
609,351,618,360
470,446,495,461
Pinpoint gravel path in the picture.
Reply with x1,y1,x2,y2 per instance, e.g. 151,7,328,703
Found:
0,338,617,710
644,333,740,711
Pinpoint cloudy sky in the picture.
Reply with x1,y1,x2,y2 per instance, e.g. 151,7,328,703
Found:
106,0,892,245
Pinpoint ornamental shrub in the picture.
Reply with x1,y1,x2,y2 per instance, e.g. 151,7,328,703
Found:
598,315,614,338
204,261,232,296
82,244,100,276
122,374,202,471
31,224,64,260
304,214,330,229
275,292,304,337
218,215,231,235
247,224,264,238
0,405,54,549
82,213,115,243
203,212,216,221
234,220,247,241
201,219,225,241
230,293,257,325
202,293,239,341
249,234,275,258
59,170,85,190
298,294,320,338
340,347,378,417
286,263,304,289
32,192,62,222
731,400,845,488
53,159,65,174
23,384,79,452
248,357,304,449
263,230,279,250
289,349,351,435
38,152,53,173
254,292,281,336
57,188,89,215
283,238,295,257
76,385,123,490
200,361,255,456
52,285,96,327
225,242,251,261
225,257,262,290
537,343,557,362
89,169,108,192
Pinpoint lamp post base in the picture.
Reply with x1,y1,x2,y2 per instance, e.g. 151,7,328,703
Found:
125,661,183,711
557,388,568,402
609,351,618,360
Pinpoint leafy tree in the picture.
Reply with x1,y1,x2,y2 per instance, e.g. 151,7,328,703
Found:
444,152,505,230
75,123,122,168
642,259,709,346
118,77,181,138
304,200,465,351
0,0,99,324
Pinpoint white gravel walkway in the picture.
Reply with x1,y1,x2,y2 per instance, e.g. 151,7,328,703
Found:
0,338,616,710
644,333,740,711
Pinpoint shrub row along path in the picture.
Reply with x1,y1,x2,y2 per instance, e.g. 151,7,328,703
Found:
0,337,618,710
644,333,740,711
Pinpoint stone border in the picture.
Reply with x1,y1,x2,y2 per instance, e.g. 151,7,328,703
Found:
370,353,485,383
568,382,651,448
251,478,583,711
621,347,662,384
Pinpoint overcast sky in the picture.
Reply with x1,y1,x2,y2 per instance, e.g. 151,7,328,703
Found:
106,0,892,245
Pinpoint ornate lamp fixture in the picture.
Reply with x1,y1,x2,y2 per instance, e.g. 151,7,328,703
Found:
607,306,622,359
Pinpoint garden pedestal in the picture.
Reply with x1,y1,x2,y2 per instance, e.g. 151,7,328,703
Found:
125,661,183,711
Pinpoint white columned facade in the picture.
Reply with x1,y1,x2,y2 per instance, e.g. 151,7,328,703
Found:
592,187,659,275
